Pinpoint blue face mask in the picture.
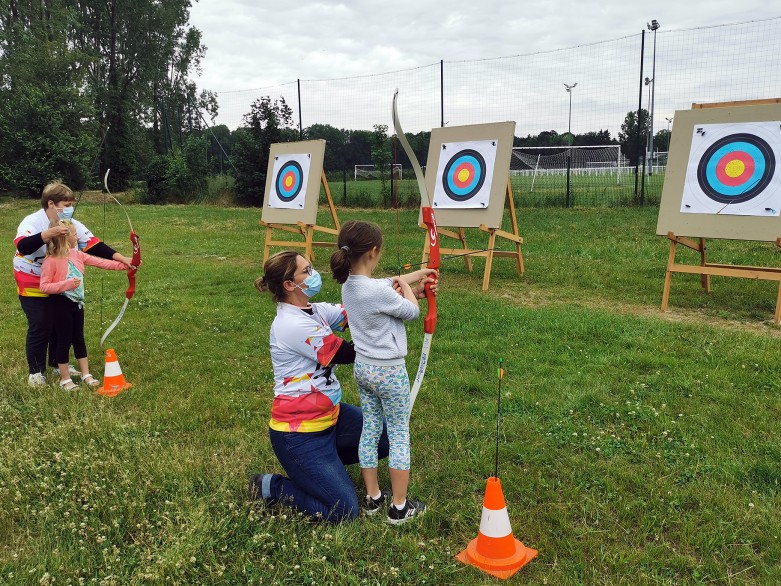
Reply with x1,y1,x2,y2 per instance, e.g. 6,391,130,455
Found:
57,206,75,221
293,269,322,298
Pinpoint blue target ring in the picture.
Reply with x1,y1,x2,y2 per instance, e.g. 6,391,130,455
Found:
696,133,775,204
442,149,486,201
275,160,304,202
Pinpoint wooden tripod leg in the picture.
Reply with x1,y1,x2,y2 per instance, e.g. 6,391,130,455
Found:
775,281,781,326
699,237,711,293
305,225,315,261
263,225,273,264
661,237,677,312
506,178,524,274
458,227,472,272
482,229,497,291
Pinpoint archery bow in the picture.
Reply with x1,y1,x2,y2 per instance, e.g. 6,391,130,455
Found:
100,169,141,347
392,90,440,410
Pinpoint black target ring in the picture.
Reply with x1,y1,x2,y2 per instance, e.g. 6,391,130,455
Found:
696,133,775,204
441,149,487,202
275,160,304,202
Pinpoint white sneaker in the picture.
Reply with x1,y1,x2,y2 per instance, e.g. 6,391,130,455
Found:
28,373,47,387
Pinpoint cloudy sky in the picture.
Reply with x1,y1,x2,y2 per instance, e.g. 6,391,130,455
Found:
189,1,777,92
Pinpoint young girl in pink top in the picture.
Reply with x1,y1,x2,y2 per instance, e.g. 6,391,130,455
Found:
39,221,131,390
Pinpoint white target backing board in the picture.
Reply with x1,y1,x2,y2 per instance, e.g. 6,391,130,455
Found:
657,103,781,241
262,140,325,225
423,122,516,228
680,121,781,217
432,140,498,209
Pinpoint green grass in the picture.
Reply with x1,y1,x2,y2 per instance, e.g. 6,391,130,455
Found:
1,198,780,585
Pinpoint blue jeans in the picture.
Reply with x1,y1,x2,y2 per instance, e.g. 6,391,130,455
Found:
268,403,389,523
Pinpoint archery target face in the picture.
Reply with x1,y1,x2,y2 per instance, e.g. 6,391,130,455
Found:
432,140,498,209
681,121,781,216
269,153,311,209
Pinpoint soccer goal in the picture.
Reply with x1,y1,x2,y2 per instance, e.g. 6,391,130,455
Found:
511,145,625,191
354,164,402,181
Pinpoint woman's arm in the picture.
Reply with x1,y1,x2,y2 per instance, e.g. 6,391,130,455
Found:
80,251,130,271
328,340,356,365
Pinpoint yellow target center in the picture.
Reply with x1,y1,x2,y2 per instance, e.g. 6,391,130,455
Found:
724,159,745,178
284,176,294,188
457,169,471,182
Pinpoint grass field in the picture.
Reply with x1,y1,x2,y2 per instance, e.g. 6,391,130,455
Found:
1,197,780,585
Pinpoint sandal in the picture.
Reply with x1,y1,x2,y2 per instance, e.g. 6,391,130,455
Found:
59,378,78,391
81,374,101,388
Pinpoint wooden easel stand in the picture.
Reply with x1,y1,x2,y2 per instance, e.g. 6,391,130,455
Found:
423,179,524,290
260,171,341,263
661,232,781,325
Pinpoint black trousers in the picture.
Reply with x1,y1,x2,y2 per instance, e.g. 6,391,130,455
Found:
49,294,87,365
19,295,54,374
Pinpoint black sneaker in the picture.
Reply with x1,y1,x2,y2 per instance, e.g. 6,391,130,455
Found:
387,498,426,525
248,474,277,505
363,490,390,516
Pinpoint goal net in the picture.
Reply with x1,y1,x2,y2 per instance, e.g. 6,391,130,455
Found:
354,164,402,181
511,145,625,184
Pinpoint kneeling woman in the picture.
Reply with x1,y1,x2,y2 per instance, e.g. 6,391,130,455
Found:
251,251,387,522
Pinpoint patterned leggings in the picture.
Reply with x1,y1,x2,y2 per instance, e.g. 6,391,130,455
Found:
354,362,411,470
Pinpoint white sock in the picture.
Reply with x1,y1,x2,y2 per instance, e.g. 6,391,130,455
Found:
369,491,382,500
393,500,407,510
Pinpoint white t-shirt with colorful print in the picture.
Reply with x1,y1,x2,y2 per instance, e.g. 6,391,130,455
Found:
268,302,349,433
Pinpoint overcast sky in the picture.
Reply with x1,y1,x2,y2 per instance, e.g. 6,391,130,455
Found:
189,1,778,92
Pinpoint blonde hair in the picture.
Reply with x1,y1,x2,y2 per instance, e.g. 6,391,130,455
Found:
255,251,303,303
46,220,74,258
40,181,74,209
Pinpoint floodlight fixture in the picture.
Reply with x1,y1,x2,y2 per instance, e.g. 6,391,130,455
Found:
647,19,660,31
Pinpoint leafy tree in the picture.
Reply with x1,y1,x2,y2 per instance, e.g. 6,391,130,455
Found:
370,124,391,201
205,124,234,175
142,134,208,203
232,96,295,206
574,130,616,146
72,0,210,189
654,129,671,153
618,109,649,166
0,1,96,194
305,123,349,171
394,130,430,171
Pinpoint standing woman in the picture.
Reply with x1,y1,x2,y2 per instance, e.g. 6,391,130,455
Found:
13,181,136,386
250,250,392,523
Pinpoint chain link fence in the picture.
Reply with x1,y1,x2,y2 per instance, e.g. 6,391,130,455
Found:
210,17,781,207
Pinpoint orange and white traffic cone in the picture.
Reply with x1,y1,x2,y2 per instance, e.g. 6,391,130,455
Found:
456,476,537,579
96,348,133,397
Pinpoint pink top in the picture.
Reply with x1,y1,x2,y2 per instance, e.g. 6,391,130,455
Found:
39,249,126,294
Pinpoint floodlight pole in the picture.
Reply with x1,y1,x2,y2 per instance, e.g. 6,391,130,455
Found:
665,116,673,152
564,83,577,208
644,77,653,171
647,20,660,175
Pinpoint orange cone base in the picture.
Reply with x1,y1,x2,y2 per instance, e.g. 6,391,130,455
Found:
456,537,538,580
96,381,133,397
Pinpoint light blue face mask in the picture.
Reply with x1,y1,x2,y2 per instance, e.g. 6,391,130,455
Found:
57,206,75,221
293,269,322,298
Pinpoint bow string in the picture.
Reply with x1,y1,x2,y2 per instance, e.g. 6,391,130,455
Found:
100,169,141,347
